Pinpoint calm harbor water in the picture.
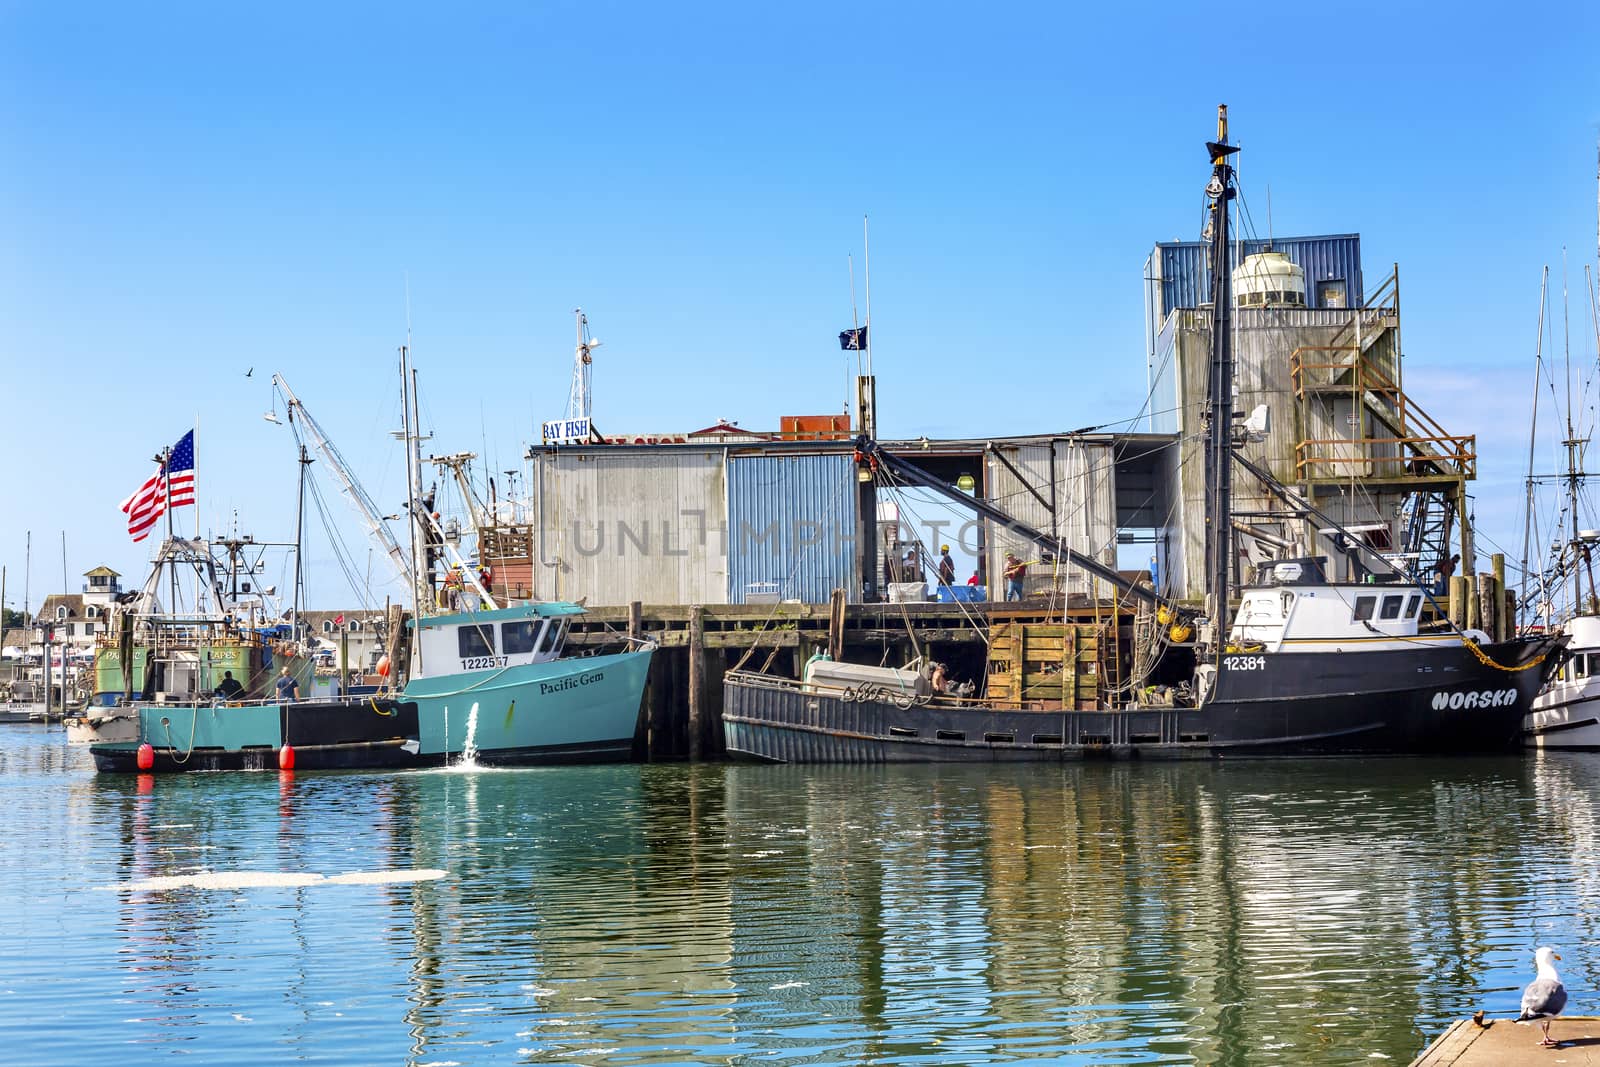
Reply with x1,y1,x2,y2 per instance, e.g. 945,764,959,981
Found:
3,726,1598,1065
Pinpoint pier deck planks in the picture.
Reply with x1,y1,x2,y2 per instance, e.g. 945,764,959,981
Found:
1411,1017,1600,1064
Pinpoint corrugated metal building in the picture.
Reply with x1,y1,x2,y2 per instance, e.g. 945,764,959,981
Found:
531,448,730,605
984,439,1120,599
1145,234,1364,430
524,435,1177,607
726,453,857,604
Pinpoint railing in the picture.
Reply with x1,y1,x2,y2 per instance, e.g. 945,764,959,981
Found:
1294,436,1476,481
1289,264,1475,483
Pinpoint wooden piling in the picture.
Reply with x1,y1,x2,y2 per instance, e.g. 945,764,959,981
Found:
687,603,704,762
1477,573,1497,641
1491,554,1507,640
838,588,851,662
1448,575,1469,630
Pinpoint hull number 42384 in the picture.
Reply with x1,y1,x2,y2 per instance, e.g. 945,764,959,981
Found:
1223,655,1265,671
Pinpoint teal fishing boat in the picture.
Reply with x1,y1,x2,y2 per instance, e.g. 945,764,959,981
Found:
70,600,652,772
68,367,655,772
404,602,653,764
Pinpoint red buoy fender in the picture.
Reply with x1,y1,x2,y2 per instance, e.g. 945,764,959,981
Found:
278,744,295,771
136,743,155,771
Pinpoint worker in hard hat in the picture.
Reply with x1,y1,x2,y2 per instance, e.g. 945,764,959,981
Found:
1004,552,1028,601
937,544,956,588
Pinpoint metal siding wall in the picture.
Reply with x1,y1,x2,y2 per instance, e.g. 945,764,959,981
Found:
535,450,729,606
727,453,857,604
985,442,1116,597
1156,235,1364,317
1167,307,1390,600
1058,439,1119,597
1149,312,1180,434
986,444,1053,596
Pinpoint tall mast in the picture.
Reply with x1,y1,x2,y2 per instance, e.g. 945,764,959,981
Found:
1203,104,1240,643
1521,267,1548,620
400,345,424,621
1561,250,1585,615
293,445,312,630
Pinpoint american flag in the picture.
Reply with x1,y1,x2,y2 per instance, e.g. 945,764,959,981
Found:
120,430,196,542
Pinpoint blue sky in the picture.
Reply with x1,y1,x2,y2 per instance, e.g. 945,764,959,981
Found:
3,1,1599,610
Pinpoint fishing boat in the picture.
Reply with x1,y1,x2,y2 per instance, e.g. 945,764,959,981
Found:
72,597,652,771
1519,240,1600,749
69,366,654,772
722,107,1567,762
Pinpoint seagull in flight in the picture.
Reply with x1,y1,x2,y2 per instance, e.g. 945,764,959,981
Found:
245,367,253,377
1517,946,1567,1047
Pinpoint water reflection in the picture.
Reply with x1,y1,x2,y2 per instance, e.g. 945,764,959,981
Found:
7,729,1600,1066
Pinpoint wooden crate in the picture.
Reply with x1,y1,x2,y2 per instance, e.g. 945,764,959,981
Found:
987,621,1104,710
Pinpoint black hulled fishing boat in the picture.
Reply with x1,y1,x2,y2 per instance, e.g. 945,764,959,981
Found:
722,107,1566,762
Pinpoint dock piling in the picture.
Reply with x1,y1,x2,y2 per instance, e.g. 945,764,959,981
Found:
688,604,704,762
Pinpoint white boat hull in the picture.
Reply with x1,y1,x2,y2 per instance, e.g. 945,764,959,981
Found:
1524,616,1600,749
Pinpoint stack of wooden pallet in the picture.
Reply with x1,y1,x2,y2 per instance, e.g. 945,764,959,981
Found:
986,621,1106,710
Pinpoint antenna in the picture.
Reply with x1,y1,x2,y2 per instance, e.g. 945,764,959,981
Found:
567,309,600,422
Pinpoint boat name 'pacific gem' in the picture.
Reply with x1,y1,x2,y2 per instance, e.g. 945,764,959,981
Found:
539,672,604,695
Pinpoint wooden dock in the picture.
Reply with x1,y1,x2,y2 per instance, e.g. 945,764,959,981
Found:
564,597,1141,760
1412,1017,1600,1064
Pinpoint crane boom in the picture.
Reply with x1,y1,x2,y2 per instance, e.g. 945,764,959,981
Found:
272,374,412,582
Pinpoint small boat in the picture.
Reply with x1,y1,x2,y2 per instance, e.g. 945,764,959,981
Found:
1525,616,1600,749
70,368,655,772
73,600,652,771
724,107,1566,763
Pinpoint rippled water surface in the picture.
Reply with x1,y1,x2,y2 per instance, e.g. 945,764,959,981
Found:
5,726,1600,1064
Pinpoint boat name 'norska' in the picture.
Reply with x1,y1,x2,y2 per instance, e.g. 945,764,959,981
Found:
539,672,604,696
1431,688,1518,710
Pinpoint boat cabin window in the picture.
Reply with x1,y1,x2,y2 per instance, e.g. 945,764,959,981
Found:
1379,595,1404,621
544,618,570,655
1353,596,1377,622
1405,594,1422,618
1588,653,1600,677
1576,657,1590,680
457,624,494,659
501,619,543,656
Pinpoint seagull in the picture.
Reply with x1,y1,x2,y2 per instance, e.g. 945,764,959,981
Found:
245,367,253,377
1517,946,1567,1047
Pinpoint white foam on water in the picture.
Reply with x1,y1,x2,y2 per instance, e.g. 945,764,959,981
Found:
97,868,448,892
768,981,807,990
324,868,449,885
459,701,481,767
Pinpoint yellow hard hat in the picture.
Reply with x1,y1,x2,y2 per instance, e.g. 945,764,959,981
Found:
940,544,950,552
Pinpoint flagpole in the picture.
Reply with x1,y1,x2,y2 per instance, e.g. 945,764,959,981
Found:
863,215,872,384
162,445,177,613
854,215,879,602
